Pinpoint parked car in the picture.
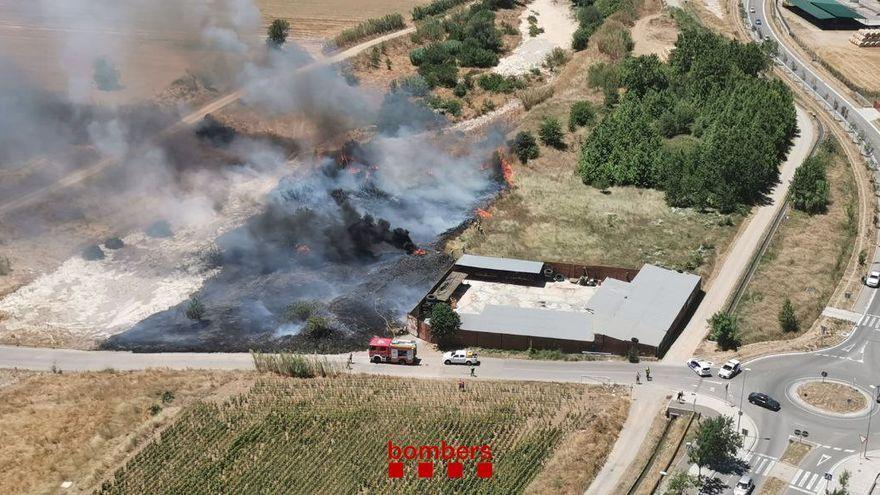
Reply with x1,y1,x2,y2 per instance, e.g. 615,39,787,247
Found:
867,270,880,288
748,392,781,411
734,475,755,495
686,359,712,377
718,359,742,379
755,18,762,25
749,6,756,12
443,349,480,366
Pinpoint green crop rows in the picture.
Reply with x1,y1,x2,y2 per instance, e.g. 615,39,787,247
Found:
96,375,622,494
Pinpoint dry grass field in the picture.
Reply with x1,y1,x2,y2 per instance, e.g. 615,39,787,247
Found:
797,381,866,413
780,440,812,465
256,0,424,40
631,13,679,61
0,370,252,494
735,141,856,345
96,375,628,494
783,9,880,94
758,477,788,495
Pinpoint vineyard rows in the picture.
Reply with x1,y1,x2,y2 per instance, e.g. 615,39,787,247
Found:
97,376,625,494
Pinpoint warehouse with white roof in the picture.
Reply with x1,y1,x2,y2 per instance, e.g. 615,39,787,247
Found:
407,254,702,356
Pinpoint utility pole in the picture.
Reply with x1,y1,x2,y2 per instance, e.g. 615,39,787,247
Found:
737,368,751,435
866,385,879,459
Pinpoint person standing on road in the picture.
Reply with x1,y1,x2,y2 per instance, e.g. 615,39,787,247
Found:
645,366,651,381
636,371,641,384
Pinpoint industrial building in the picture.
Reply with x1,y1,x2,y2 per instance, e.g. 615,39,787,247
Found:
784,0,880,29
406,254,702,357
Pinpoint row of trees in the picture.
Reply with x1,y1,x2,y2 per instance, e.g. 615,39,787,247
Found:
709,297,800,351
578,29,797,212
790,140,837,214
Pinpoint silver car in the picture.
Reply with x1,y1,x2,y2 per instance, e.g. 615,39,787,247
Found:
734,475,755,495
867,270,880,288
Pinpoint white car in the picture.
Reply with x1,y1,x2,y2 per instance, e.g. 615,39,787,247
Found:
733,475,755,495
718,359,742,379
867,271,880,288
443,350,479,366
749,6,755,12
687,358,712,377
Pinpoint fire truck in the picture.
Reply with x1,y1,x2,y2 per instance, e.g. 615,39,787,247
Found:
368,336,418,364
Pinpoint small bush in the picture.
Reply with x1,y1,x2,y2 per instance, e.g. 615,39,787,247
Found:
149,404,162,416
0,256,10,276
93,57,122,91
185,296,206,321
162,391,175,404
477,73,524,93
516,85,553,110
538,117,565,149
398,74,432,97
82,245,105,261
569,101,596,130
200,245,224,270
412,0,470,20
146,220,173,238
453,81,468,97
709,312,741,351
511,131,539,164
458,41,499,68
284,300,321,322
305,315,334,339
430,302,461,348
427,96,463,117
595,21,633,60
572,26,593,51
411,17,446,44
790,154,830,214
104,237,124,250
587,61,621,91
544,47,569,70
626,346,640,363
266,19,291,48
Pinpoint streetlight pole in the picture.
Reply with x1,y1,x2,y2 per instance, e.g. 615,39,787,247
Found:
737,368,751,435
865,385,879,459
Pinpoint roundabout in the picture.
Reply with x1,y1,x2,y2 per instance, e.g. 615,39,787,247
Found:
787,378,871,418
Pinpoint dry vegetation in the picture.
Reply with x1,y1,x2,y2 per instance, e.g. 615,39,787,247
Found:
97,376,628,494
631,13,679,60
758,476,788,495
255,0,424,40
780,440,812,465
735,142,856,345
0,370,252,495
797,381,867,413
611,410,694,494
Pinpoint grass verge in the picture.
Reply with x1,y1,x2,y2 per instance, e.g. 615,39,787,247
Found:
780,440,812,465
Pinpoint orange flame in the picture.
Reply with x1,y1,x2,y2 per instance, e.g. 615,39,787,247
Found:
499,152,514,187
475,208,492,219
412,248,427,256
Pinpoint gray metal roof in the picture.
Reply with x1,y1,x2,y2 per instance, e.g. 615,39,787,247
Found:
459,305,595,341
589,265,700,346
455,254,545,274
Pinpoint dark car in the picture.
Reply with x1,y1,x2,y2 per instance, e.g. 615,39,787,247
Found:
748,392,781,411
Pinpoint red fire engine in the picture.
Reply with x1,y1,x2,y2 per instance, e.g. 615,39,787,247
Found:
368,336,418,364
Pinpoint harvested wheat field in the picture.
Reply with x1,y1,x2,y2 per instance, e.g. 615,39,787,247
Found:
0,370,252,495
783,10,880,94
256,0,423,39
96,375,628,494
735,140,856,345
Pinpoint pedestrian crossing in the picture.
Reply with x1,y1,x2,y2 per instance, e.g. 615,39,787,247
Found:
743,452,776,477
787,468,827,494
859,313,880,329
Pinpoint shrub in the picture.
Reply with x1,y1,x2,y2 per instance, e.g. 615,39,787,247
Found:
430,302,460,347
569,101,596,130
410,47,428,66
790,154,830,214
305,315,334,339
104,237,125,250
419,60,459,88
538,117,565,149
626,346,640,363
399,74,431,96
252,352,341,378
0,256,9,276
511,131,539,164
200,245,224,270
411,17,446,44
266,19,291,47
412,0,470,21
572,26,593,51
779,298,799,333
477,73,524,93
709,312,741,351
458,40,499,67
93,57,122,91
284,300,321,322
587,61,620,91
185,296,206,321
453,81,468,97
162,391,175,404
146,220,173,238
543,47,569,70
516,85,553,110
149,404,162,416
82,245,105,261
427,96,463,117
334,13,405,48
595,21,633,60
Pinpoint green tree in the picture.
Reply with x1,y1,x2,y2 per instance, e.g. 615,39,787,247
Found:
429,303,460,347
619,55,668,96
688,415,742,477
267,19,291,47
93,57,122,91
779,298,799,333
511,131,539,163
305,315,333,339
790,154,830,214
538,117,565,149
569,101,596,130
185,296,206,321
709,312,741,351
369,46,381,68
663,471,699,495
0,256,10,276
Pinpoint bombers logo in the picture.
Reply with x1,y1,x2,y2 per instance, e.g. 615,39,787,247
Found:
387,441,493,479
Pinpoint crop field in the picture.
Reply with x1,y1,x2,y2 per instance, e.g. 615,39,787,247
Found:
96,376,628,494
256,0,424,39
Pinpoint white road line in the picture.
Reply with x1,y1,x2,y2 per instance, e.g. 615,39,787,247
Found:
755,458,767,474
787,485,815,495
762,460,775,476
807,473,819,490
792,469,804,485
798,471,811,487
859,313,867,325
833,447,842,451
844,449,855,453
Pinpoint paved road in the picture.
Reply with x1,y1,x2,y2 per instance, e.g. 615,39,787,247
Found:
0,27,415,217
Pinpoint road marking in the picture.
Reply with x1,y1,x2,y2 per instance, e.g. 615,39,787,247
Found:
762,459,775,476
833,447,841,451
755,458,767,473
842,343,855,352
806,473,819,490
817,454,831,466
844,449,855,453
787,484,815,495
798,472,810,487
792,469,804,485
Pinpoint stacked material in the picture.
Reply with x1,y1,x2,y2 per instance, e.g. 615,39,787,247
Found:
851,29,880,47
